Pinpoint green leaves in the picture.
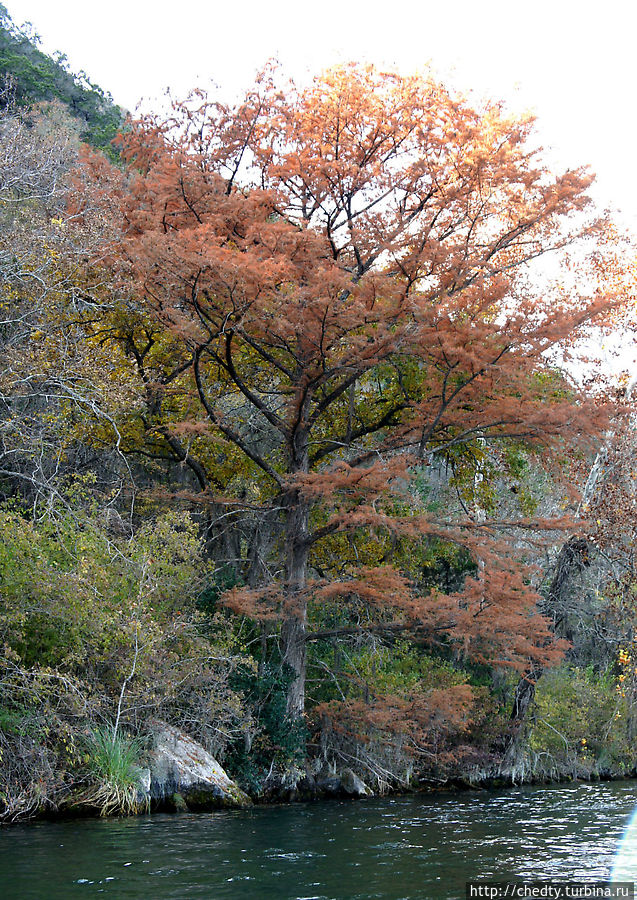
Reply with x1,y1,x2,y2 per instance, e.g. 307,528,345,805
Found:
79,727,147,816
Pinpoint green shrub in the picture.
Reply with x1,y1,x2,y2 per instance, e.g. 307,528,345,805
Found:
224,662,307,793
529,665,632,776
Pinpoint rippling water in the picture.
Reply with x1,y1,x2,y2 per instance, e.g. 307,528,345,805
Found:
1,781,636,898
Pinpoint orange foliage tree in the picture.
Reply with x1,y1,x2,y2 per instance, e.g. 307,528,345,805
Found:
81,64,619,719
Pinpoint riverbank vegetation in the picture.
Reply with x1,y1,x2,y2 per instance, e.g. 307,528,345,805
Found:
2,7,637,821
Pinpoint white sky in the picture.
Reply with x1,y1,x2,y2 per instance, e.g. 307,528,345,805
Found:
6,0,637,232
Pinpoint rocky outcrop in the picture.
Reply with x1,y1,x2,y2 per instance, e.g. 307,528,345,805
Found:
339,767,373,797
263,766,374,802
147,722,251,811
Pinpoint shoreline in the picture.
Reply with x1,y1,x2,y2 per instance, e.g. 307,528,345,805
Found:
7,765,636,827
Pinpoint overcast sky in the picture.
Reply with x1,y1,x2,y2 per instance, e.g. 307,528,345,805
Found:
6,0,637,231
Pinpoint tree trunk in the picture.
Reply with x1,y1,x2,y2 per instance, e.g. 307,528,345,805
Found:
281,613,307,719
504,536,590,757
282,425,310,719
509,661,544,726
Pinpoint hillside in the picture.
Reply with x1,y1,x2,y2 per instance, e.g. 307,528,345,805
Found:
0,3,123,153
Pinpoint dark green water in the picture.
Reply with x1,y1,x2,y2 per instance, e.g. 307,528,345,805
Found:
1,781,636,899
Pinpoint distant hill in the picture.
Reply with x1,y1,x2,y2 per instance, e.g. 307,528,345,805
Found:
0,3,124,155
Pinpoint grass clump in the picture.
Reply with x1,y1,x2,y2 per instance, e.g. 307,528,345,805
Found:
80,727,148,816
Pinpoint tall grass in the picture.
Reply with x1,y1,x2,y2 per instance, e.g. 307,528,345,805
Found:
81,727,148,816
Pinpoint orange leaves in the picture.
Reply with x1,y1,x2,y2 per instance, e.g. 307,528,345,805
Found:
72,62,628,721
289,457,408,500
221,584,287,623
315,683,475,762
317,566,414,610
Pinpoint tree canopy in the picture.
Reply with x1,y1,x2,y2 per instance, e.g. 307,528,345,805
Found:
75,63,619,718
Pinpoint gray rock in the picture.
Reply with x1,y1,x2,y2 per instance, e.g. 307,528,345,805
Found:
134,767,151,807
148,722,251,810
297,775,317,800
136,767,151,794
339,768,373,797
316,776,343,797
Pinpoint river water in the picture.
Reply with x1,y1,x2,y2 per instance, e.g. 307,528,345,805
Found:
1,780,636,899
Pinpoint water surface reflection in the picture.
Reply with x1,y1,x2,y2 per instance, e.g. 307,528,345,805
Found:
1,780,635,899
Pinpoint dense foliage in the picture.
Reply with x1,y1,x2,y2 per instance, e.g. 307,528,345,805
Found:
1,25,637,822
